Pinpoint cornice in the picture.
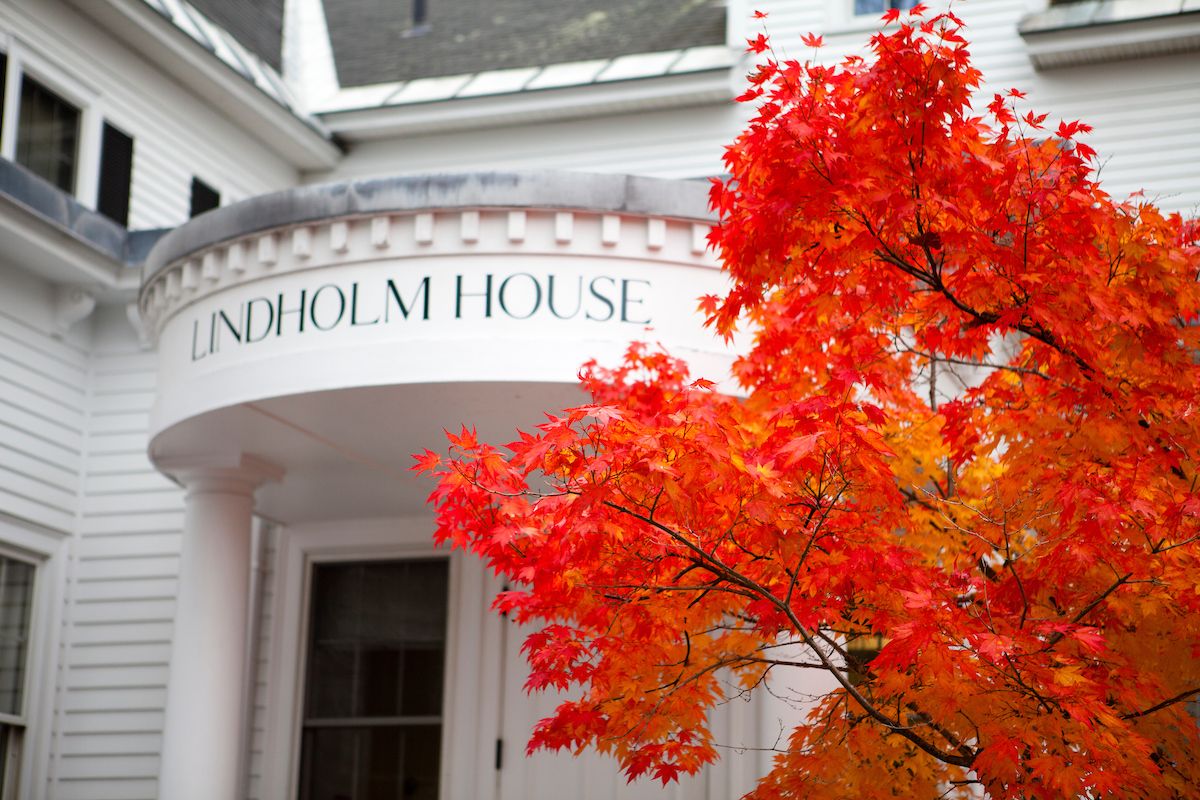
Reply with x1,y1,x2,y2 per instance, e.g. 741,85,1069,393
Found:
140,204,718,342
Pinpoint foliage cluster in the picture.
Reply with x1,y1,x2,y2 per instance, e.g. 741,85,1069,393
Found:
418,7,1200,797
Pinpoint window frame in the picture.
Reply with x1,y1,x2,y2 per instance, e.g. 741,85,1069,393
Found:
828,0,923,33
0,515,68,800
0,35,101,208
261,517,502,800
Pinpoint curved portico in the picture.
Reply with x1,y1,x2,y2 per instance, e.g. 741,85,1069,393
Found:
138,172,743,799
140,171,732,521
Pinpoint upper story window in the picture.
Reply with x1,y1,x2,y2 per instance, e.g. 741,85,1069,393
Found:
853,0,921,15
189,177,220,218
97,123,134,227
0,39,135,226
14,75,79,194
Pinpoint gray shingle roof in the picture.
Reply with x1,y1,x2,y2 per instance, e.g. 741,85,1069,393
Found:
187,0,284,71
325,0,727,87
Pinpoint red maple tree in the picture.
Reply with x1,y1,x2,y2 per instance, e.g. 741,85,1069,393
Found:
417,7,1200,798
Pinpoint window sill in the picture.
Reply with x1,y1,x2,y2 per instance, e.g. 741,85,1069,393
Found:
1019,1,1200,69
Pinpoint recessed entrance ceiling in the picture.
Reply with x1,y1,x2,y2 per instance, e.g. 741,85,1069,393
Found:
152,381,588,522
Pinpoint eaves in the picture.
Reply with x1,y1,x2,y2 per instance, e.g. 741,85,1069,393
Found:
63,0,342,170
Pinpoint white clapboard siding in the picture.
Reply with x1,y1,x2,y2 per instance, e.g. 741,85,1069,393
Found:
0,0,299,232
319,103,744,183
0,283,87,534
51,313,183,800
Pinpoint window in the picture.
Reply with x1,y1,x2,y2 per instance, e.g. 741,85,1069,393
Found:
15,75,79,193
0,555,35,798
189,177,220,218
854,0,921,15
96,122,134,226
0,44,139,221
298,559,449,800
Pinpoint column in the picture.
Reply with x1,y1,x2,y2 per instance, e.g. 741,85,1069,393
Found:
157,454,282,800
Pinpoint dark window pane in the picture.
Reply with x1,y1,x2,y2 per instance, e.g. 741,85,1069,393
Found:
97,122,134,226
300,725,440,800
0,558,33,716
190,177,220,217
305,560,448,720
856,0,919,12
0,54,7,143
299,560,448,800
16,76,79,193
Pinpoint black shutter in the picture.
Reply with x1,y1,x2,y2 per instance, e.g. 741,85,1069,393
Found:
190,177,220,218
97,122,134,226
0,53,7,142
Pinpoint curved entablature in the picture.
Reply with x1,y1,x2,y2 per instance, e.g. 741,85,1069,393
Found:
139,172,735,521
140,173,718,340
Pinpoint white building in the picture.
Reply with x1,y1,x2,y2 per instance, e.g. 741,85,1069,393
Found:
0,1,1195,798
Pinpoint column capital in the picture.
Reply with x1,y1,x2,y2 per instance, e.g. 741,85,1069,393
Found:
156,451,284,495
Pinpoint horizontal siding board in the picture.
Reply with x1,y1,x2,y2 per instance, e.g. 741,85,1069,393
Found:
0,379,86,433
80,492,184,517
77,533,183,559
73,556,181,581
67,642,172,666
71,599,176,625
68,622,174,647
0,424,78,471
0,465,77,514
58,731,163,756
83,453,158,475
89,371,158,395
87,392,156,415
0,329,88,386
85,432,158,456
0,354,86,408
83,472,177,494
89,354,158,375
79,512,184,536
64,665,168,691
53,778,157,800
87,413,151,435
62,688,167,713
73,578,178,603
0,313,87,366
61,710,165,735
0,487,74,532
0,401,83,453
57,754,161,780
0,446,77,494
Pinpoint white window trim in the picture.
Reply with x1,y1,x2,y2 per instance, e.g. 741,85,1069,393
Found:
0,514,68,800
0,33,102,207
259,515,505,800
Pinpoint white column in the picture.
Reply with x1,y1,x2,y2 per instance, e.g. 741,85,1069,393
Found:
157,454,282,800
